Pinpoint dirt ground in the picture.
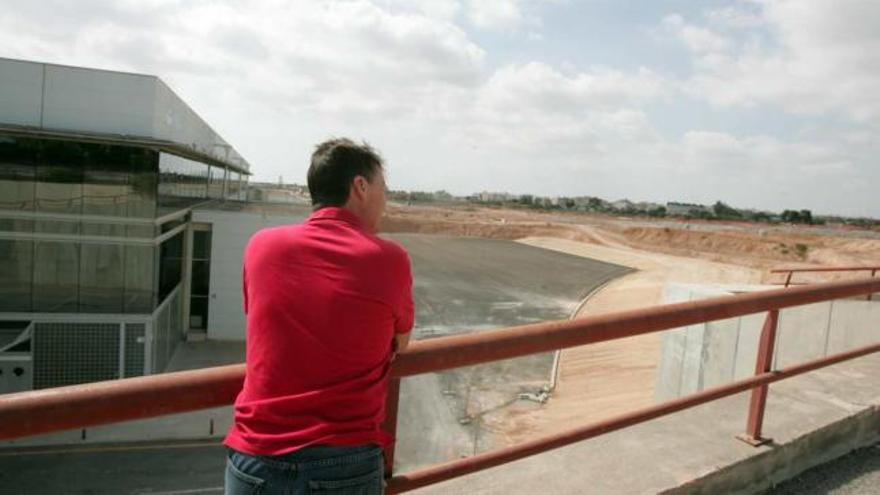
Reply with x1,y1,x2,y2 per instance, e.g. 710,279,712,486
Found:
380,203,880,447
382,203,880,279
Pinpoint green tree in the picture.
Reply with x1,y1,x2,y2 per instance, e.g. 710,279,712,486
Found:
713,201,742,219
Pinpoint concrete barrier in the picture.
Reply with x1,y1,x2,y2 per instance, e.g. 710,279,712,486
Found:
657,283,880,402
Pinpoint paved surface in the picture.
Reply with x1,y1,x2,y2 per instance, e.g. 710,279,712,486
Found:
0,234,629,493
766,442,880,494
0,441,226,495
392,234,629,470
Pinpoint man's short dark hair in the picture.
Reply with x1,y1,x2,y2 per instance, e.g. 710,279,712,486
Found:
307,138,383,210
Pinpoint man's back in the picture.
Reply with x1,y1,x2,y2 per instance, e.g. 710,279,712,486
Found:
224,207,414,456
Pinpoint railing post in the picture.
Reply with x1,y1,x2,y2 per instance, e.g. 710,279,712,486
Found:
737,309,779,446
783,271,793,288
382,377,401,480
869,270,877,301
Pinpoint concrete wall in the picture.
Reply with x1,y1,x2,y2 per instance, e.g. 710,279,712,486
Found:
0,57,248,172
656,283,880,402
193,208,310,341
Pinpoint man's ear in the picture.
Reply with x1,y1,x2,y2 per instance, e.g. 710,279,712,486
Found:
351,175,368,200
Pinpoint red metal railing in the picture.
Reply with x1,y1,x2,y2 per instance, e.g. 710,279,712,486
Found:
771,266,879,301
1,277,879,493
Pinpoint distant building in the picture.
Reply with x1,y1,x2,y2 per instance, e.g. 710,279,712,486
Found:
478,191,511,202
611,199,635,211
247,183,310,205
0,57,266,393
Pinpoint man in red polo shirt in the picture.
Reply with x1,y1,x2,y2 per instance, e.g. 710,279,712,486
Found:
224,138,414,495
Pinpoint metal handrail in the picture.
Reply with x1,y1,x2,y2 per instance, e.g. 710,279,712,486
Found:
771,265,880,287
1,277,879,493
770,265,880,273
770,266,879,301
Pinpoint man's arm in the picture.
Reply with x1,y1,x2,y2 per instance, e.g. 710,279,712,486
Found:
391,248,414,358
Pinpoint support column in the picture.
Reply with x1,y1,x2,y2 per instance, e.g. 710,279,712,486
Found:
737,309,779,446
181,220,194,339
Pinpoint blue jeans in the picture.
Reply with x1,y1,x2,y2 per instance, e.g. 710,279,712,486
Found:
225,444,385,495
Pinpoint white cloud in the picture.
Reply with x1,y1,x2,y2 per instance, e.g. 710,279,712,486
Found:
465,0,524,31
1,0,878,216
0,0,486,118
667,0,880,123
381,0,461,21
458,62,668,152
662,14,730,54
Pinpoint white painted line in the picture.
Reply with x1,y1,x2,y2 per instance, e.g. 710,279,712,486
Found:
136,487,223,495
0,440,222,457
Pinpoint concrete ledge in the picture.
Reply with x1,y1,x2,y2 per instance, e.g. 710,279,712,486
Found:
666,404,880,494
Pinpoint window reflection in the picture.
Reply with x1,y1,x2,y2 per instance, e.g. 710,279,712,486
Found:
158,232,183,303
124,245,155,313
80,243,125,313
0,136,163,314
33,241,80,312
208,165,225,199
0,136,240,315
0,240,33,312
158,153,209,203
35,160,83,235
0,137,36,234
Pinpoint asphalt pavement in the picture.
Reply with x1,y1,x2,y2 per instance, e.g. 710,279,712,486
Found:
0,440,226,495
391,234,630,470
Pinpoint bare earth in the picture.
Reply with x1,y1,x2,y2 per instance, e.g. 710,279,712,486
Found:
381,203,880,448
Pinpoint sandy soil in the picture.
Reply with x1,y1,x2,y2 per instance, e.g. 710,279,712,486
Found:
380,203,880,448
382,203,880,281
484,237,762,446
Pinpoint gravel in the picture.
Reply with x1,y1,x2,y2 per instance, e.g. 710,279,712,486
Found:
766,443,880,494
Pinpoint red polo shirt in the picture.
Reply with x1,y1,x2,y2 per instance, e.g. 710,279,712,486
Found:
224,207,414,456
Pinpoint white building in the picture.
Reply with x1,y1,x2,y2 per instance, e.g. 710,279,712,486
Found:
0,57,275,393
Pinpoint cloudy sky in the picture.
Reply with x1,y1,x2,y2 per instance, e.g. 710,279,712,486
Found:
2,0,878,217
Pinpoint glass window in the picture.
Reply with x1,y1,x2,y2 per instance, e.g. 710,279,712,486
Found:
191,260,210,296
126,152,158,220
189,229,211,330
79,243,124,313
0,136,165,315
226,171,239,199
34,142,84,235
207,165,225,199
123,245,155,313
189,296,208,330
82,147,127,238
0,136,37,234
193,229,211,259
240,174,249,201
0,240,33,312
158,232,183,303
33,241,80,312
158,153,210,206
